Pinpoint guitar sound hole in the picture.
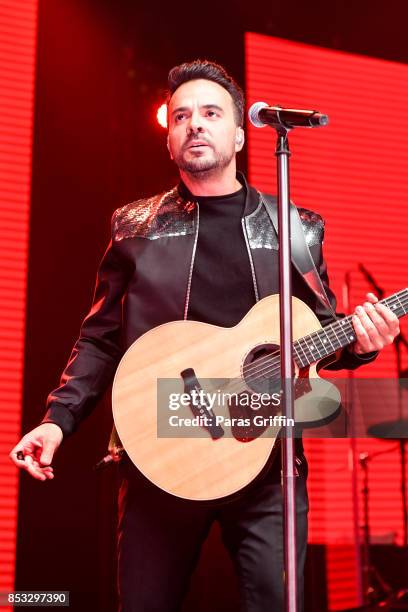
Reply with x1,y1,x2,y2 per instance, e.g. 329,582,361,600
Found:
242,343,281,394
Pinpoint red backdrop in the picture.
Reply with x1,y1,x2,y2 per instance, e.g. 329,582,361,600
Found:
246,32,408,610
0,0,38,607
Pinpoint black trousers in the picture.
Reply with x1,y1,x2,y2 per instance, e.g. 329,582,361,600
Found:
117,453,309,612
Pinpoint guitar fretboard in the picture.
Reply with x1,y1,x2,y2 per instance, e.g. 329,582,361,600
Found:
293,288,408,368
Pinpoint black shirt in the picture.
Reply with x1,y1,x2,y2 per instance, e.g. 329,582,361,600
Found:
186,185,256,327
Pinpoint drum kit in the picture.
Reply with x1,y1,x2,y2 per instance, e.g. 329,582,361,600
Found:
342,268,408,612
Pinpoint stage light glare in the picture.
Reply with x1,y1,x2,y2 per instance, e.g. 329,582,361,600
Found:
157,103,167,128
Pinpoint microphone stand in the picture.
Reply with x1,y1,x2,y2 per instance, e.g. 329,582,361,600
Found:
359,449,394,605
394,332,408,547
275,126,297,612
343,271,364,607
359,264,408,546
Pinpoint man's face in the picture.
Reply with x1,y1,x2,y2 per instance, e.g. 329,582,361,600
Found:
167,78,243,176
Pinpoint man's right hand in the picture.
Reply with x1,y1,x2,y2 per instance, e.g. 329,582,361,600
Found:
9,423,64,481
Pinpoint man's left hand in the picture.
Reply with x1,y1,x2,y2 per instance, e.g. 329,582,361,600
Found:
351,292,400,354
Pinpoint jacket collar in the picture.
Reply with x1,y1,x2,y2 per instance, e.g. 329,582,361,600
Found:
177,171,260,218
237,171,261,217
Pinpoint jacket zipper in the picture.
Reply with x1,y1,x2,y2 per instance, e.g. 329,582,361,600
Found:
183,202,200,320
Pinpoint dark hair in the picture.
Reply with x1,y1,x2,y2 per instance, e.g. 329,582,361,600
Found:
167,60,245,126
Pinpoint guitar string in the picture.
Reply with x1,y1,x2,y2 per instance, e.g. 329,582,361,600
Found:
233,296,408,397
238,292,408,381
214,292,408,395
215,319,408,398
218,293,408,396
242,292,408,384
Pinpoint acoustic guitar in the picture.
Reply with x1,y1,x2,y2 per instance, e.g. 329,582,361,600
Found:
112,290,407,501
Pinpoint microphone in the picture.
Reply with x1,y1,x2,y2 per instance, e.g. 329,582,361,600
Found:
248,102,329,129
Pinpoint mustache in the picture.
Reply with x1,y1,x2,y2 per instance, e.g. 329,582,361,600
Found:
183,136,212,149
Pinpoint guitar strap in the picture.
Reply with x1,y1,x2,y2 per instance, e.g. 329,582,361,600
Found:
260,193,338,321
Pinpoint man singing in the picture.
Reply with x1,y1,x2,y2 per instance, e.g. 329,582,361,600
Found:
10,60,400,611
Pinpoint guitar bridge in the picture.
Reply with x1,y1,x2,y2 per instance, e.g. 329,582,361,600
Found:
180,368,224,440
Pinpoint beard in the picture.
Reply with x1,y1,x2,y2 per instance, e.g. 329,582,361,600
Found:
173,145,235,176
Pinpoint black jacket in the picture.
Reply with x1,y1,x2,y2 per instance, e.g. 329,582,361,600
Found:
41,174,376,438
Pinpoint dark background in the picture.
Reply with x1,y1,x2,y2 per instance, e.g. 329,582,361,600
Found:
17,1,408,610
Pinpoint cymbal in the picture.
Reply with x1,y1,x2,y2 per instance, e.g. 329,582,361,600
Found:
368,418,408,439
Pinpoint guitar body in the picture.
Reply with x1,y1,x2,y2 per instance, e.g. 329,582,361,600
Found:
112,295,341,501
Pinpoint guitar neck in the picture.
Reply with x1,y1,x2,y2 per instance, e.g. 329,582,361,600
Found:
293,288,408,368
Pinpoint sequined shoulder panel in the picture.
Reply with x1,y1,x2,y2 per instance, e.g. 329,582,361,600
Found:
244,200,276,250
244,199,324,250
112,187,196,241
297,207,325,247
